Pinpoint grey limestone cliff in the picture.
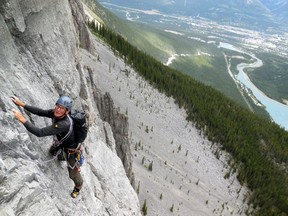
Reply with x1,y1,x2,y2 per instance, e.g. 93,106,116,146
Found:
0,0,140,215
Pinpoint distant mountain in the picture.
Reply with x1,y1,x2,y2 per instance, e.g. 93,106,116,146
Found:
100,0,288,30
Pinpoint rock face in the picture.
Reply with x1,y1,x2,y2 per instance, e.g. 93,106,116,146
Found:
0,0,140,215
96,92,134,186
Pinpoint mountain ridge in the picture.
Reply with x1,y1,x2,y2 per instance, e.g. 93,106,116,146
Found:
100,0,288,30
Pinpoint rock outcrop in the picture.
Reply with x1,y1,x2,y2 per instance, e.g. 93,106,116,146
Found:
0,0,140,215
96,92,134,186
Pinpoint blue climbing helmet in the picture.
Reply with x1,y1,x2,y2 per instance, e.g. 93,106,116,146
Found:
56,96,73,111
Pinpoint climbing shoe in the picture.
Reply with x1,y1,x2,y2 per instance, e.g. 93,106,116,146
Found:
71,187,80,198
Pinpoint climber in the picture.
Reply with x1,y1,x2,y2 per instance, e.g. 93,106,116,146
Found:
11,95,83,198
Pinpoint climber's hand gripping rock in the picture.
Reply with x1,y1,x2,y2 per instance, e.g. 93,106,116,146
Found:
11,96,27,124
11,96,25,107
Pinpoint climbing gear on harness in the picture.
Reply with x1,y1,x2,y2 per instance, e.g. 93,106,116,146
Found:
56,96,73,111
79,151,84,166
64,143,84,170
71,187,80,198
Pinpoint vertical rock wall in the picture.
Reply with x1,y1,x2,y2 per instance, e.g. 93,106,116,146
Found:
96,91,134,186
0,0,140,215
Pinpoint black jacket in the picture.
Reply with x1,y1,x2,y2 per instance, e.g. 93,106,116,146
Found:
23,105,76,149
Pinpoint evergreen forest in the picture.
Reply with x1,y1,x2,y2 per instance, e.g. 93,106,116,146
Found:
89,22,288,216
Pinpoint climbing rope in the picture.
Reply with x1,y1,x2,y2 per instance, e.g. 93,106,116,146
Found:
0,140,30,160
40,150,62,163
0,140,60,164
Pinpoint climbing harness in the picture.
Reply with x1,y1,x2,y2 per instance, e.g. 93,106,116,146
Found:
63,143,84,170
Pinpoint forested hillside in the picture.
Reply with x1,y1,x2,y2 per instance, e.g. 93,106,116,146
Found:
88,22,288,215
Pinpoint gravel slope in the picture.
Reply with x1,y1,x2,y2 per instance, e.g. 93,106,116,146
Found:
80,37,250,216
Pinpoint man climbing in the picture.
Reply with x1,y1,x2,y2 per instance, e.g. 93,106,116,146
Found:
11,95,83,198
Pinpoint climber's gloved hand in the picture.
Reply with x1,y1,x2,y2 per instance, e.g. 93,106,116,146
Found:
11,96,25,107
12,109,27,124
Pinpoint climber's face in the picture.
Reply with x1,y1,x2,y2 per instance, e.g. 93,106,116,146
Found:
54,104,68,119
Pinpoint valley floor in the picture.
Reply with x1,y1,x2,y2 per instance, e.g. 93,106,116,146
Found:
80,37,251,216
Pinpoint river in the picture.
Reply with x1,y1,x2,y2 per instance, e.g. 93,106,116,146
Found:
219,42,288,130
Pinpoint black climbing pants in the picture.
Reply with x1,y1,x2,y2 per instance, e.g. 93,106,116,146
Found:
49,146,84,189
